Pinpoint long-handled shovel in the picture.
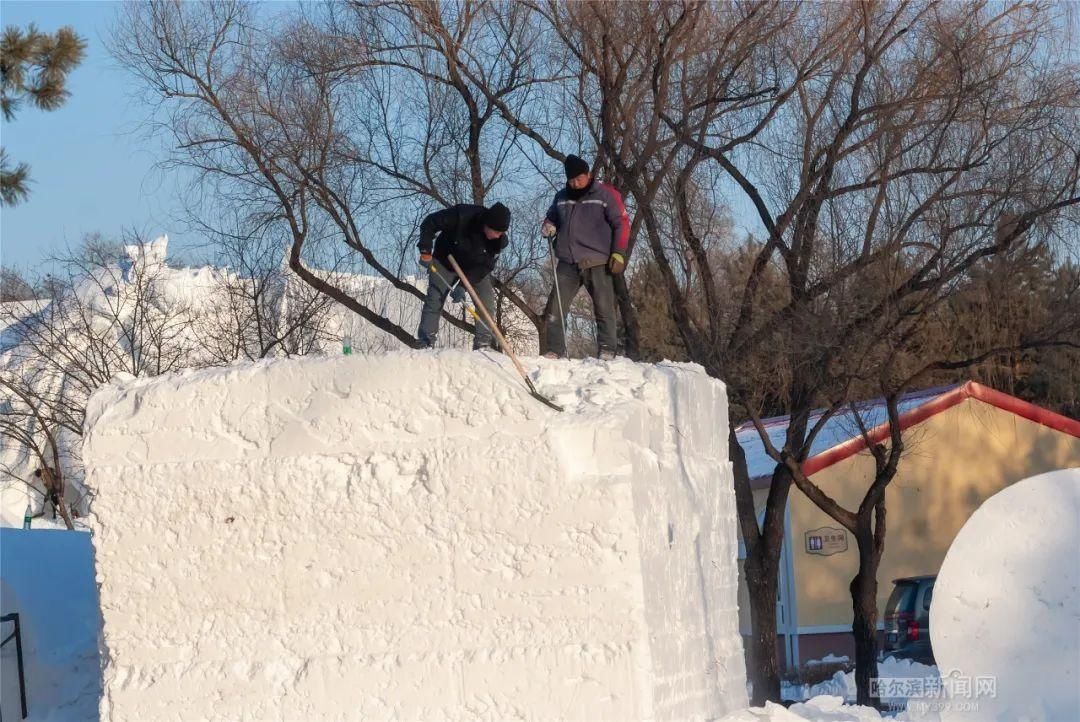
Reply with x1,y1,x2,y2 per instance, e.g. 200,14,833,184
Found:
547,236,566,353
447,254,563,412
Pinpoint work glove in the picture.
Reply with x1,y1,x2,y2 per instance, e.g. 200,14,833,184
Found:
419,251,433,269
541,220,557,239
450,284,467,304
608,252,626,275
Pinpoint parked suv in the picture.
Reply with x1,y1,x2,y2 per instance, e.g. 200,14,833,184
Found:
883,575,935,665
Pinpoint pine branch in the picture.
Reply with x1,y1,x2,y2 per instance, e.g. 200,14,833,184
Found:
0,24,85,204
0,147,30,206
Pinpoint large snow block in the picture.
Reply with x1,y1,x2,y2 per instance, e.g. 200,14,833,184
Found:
83,352,746,721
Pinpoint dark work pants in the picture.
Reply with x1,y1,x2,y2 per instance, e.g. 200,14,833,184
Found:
546,260,618,357
418,259,495,350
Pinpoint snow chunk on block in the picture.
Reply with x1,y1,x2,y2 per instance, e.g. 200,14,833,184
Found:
84,352,746,721
930,467,1080,722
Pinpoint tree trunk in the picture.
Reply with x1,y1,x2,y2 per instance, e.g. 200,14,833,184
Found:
55,493,75,531
730,431,790,705
538,288,554,355
850,531,882,707
745,548,783,704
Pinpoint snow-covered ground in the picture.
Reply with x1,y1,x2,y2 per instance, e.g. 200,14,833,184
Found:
806,654,850,667
782,657,939,708
722,695,926,721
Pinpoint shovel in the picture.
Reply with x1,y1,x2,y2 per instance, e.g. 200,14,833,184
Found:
446,254,563,412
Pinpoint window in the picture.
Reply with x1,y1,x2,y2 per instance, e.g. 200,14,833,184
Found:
922,584,934,611
885,583,916,617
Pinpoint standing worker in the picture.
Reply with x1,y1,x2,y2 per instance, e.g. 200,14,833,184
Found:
416,202,511,350
541,154,630,360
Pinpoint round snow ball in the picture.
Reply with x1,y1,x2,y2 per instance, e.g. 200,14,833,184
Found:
931,468,1080,721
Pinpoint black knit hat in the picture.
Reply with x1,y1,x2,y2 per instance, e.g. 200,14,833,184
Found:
481,202,511,232
564,154,590,180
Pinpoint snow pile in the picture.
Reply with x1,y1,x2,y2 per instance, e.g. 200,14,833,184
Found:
0,528,100,722
807,654,850,667
931,467,1080,721
718,695,905,721
783,657,938,706
83,352,745,721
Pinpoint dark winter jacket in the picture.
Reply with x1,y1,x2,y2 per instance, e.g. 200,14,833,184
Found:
418,204,509,281
545,181,630,268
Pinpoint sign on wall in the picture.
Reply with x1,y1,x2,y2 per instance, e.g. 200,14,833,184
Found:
805,526,848,556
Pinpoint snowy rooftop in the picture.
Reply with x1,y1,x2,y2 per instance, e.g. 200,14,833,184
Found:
734,384,961,482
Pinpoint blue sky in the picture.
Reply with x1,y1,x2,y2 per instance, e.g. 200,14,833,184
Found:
1,1,195,274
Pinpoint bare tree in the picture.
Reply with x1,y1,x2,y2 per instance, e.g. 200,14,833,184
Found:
0,267,36,302
655,0,1080,704
0,367,76,528
926,247,1080,416
0,237,199,519
191,211,339,362
1,226,358,525
113,0,563,352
